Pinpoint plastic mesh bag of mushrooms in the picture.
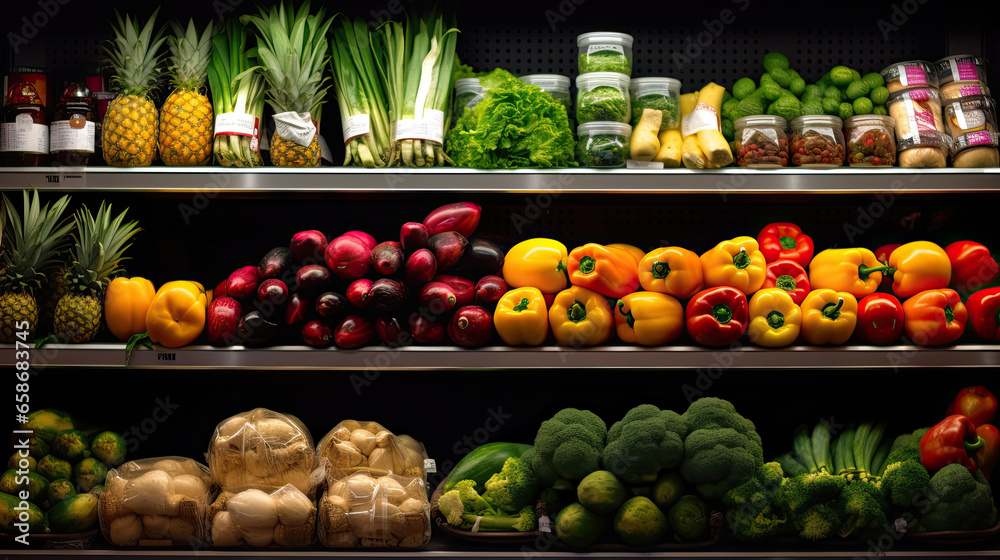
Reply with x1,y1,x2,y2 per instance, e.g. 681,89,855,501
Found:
207,408,317,496
205,484,316,548
317,469,431,548
315,419,428,483
98,457,216,547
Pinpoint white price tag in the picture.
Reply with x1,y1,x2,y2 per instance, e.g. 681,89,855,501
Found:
342,114,371,144
392,109,445,144
538,515,552,533
681,103,720,137
50,120,95,153
627,159,664,169
0,122,49,154
273,111,316,147
423,458,437,474
214,112,258,136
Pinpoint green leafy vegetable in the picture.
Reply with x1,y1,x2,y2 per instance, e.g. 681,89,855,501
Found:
579,50,631,74
631,94,679,131
577,133,628,168
578,86,629,124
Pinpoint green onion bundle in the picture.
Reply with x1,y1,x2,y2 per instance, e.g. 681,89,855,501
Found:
206,19,266,167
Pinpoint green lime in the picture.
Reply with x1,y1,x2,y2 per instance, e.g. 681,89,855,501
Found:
790,77,806,97
870,86,889,105
873,105,888,116
862,72,885,89
830,66,854,87
839,102,855,120
851,69,861,82
824,86,842,100
822,97,841,115
802,100,824,115
763,52,790,72
846,80,871,100
853,97,874,115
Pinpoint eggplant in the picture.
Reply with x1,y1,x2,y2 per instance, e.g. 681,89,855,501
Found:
301,320,334,347
367,278,409,313
475,275,508,310
259,246,293,279
316,291,348,319
404,248,438,287
370,241,404,276
433,275,477,308
334,315,375,348
453,238,505,276
227,266,260,303
423,202,482,238
448,305,494,347
237,310,279,346
376,315,408,346
409,313,446,344
295,264,333,295
418,282,459,317
346,279,374,309
427,231,468,271
400,222,429,253
290,230,329,265
325,234,371,280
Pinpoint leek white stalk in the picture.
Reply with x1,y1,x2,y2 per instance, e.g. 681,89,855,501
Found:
206,19,266,167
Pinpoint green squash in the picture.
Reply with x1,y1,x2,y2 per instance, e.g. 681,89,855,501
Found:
614,496,669,546
47,478,77,507
555,502,605,547
0,470,48,503
24,409,75,444
89,431,127,467
7,453,36,472
36,455,72,483
46,493,99,533
576,470,628,515
73,458,108,493
51,430,90,461
0,491,47,534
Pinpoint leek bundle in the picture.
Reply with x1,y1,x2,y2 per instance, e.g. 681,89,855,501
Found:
330,16,391,167
206,19,266,167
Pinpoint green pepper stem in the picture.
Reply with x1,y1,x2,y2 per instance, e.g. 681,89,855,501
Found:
822,298,844,320
713,303,733,324
858,263,895,281
578,256,596,274
780,236,797,250
513,298,529,312
776,274,797,292
568,301,587,323
651,261,670,280
617,300,635,329
733,247,750,270
766,310,785,329
966,436,986,456
945,304,955,323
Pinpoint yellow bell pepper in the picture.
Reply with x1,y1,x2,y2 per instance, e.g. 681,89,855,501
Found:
104,277,155,341
548,285,613,347
747,288,802,348
615,292,684,346
608,243,646,266
800,289,858,345
808,248,889,298
502,238,569,294
638,246,703,298
494,287,549,346
700,236,767,295
145,281,208,348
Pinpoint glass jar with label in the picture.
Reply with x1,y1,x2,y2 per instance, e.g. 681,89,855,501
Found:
934,55,989,88
733,115,788,168
880,60,938,94
50,83,97,167
845,115,896,167
1,82,48,166
577,32,633,75
788,115,846,168
886,87,950,168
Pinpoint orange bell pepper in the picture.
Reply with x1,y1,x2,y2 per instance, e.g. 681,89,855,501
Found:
608,243,647,265
700,236,767,295
104,277,155,341
145,281,208,348
567,243,640,299
902,288,967,346
638,246,703,299
808,248,890,298
615,292,684,346
800,289,858,345
888,241,952,298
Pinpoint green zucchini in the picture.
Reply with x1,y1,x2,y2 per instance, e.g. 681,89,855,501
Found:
442,442,532,493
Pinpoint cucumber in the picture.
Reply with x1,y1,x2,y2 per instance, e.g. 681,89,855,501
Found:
442,442,532,493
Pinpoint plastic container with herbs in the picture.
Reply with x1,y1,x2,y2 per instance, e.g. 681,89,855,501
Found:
576,72,630,125
451,78,487,125
577,32,633,75
886,87,951,168
845,115,896,167
789,115,845,168
880,60,938,94
520,74,573,121
1,82,48,166
50,83,97,166
733,115,788,168
576,121,631,168
952,131,999,168
629,77,681,132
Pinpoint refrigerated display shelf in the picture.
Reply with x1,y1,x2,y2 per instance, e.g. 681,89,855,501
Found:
1,167,998,194
6,343,998,370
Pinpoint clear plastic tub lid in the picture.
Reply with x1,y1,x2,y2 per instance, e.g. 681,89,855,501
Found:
454,78,484,95
519,74,571,92
576,32,634,48
577,121,633,137
845,114,895,129
629,77,682,95
735,115,788,128
576,72,631,90
887,86,942,104
880,60,939,88
935,54,989,86
953,131,999,154
790,114,844,129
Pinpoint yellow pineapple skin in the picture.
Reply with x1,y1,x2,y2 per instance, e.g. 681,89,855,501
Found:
0,292,38,343
270,131,322,168
53,294,102,344
103,94,159,167
159,87,214,166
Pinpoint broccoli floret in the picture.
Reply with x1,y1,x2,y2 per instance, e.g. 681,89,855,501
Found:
679,398,764,500
778,471,846,513
602,404,687,484
840,480,888,538
528,408,606,485
483,456,539,512
916,463,998,532
881,459,930,508
460,505,538,532
452,479,495,515
795,501,843,541
722,462,792,541
881,428,928,472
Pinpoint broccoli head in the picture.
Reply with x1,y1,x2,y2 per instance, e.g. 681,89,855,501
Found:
438,489,471,528
722,462,792,541
881,427,928,472
679,398,764,500
795,501,844,541
916,463,998,532
602,404,688,484
528,408,606,485
484,456,539,512
451,479,494,515
840,479,888,538
881,459,930,508
778,471,847,514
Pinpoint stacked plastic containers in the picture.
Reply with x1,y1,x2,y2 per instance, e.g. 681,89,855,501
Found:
935,55,997,167
575,32,633,167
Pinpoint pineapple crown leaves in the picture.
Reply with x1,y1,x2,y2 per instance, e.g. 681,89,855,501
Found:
166,18,214,91
0,190,74,294
102,8,169,97
65,202,141,296
239,1,334,117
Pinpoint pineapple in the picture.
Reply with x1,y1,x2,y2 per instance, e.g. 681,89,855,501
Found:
53,203,140,344
159,19,214,166
241,2,333,167
102,9,167,167
0,191,74,343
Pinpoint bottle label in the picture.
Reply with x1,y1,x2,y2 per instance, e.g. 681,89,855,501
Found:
50,119,95,153
0,122,49,154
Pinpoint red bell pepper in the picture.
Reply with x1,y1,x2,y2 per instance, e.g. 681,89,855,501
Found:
946,386,998,427
757,222,814,268
875,244,901,292
946,241,999,294
920,414,986,475
977,424,999,481
855,293,904,345
966,287,1000,341
685,286,748,347
761,259,810,305
901,289,967,346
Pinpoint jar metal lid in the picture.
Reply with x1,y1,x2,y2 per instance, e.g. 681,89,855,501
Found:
519,74,571,91
935,55,989,86
576,32,634,48
577,121,633,136
735,115,787,128
576,72,631,89
845,114,895,129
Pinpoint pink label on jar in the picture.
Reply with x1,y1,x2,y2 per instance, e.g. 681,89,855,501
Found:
913,110,936,132
960,85,985,96
901,65,928,86
965,130,992,145
907,88,931,101
954,60,978,81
